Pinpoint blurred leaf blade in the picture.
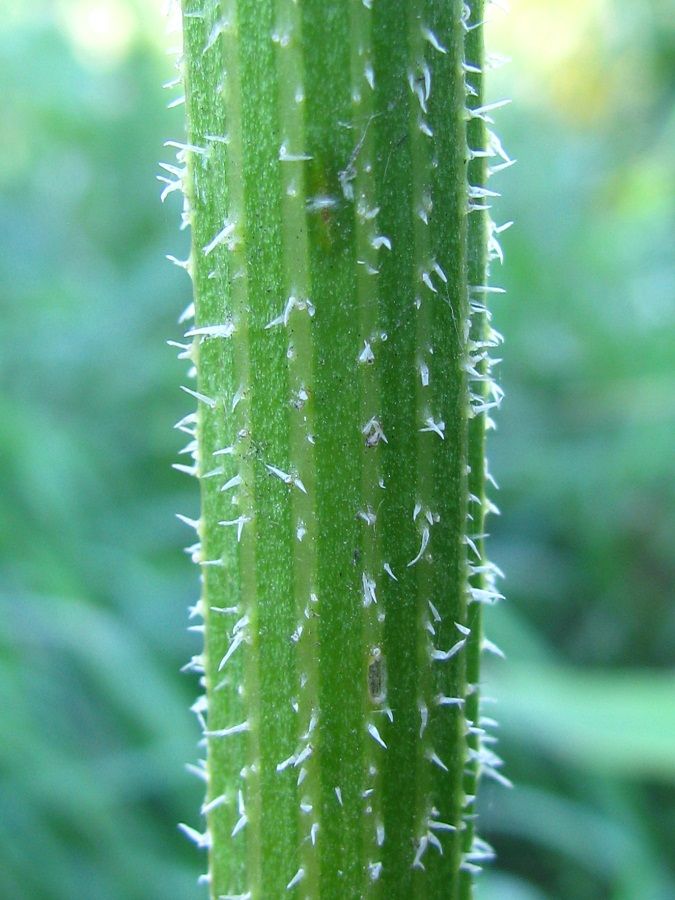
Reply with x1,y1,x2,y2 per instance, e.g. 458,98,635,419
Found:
488,661,675,780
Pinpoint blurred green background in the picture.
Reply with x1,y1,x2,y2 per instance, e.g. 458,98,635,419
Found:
0,0,672,897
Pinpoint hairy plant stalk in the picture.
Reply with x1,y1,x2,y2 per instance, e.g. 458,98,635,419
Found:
166,0,508,896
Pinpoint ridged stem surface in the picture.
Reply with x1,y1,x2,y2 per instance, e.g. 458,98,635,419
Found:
171,1,505,896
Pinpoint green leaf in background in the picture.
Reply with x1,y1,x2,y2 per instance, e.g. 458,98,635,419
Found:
488,662,675,781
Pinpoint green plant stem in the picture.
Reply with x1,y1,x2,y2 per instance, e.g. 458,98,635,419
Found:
173,0,504,896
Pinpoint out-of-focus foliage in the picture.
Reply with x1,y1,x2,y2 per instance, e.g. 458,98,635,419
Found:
477,1,675,898
0,0,672,898
0,1,200,897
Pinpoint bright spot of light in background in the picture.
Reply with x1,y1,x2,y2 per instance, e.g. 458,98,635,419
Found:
57,0,138,69
487,0,612,123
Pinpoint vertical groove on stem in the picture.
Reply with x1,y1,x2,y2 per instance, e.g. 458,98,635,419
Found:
348,0,388,888
271,0,321,894
408,2,436,872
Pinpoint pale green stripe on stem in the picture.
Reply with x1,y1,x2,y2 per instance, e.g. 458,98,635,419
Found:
272,0,322,894
347,0,389,886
